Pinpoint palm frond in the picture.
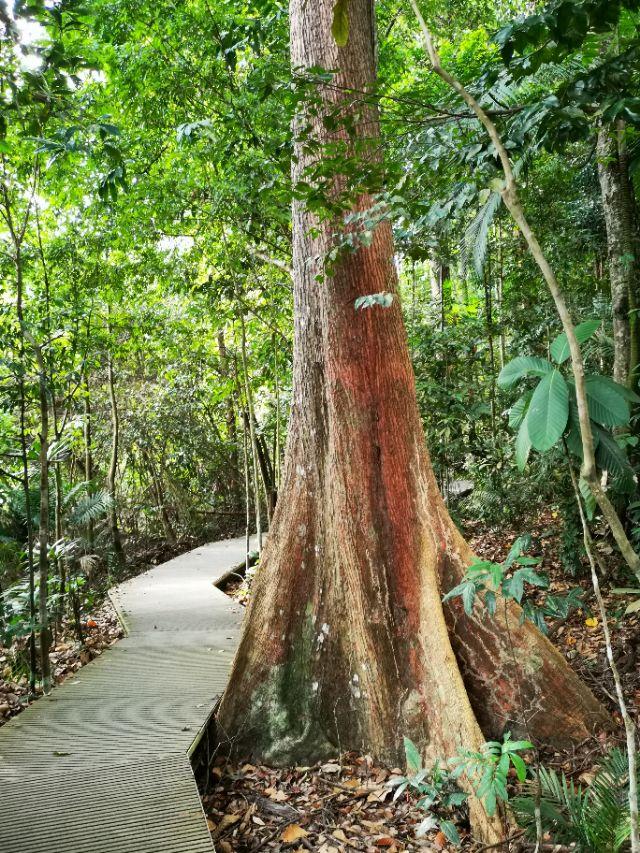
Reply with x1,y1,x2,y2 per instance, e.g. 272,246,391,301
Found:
461,190,502,279
67,490,113,527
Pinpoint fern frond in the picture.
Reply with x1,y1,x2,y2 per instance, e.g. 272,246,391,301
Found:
513,749,638,852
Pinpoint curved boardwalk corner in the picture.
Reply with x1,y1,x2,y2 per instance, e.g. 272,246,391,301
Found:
0,537,247,853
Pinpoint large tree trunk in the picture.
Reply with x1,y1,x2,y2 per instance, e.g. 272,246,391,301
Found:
218,0,608,839
597,123,640,387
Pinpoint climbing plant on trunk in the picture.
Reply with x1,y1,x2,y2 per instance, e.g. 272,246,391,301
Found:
218,0,608,843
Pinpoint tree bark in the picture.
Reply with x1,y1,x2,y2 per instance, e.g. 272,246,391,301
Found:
240,309,263,550
83,373,95,552
218,0,608,841
217,330,244,511
596,125,637,386
33,342,52,694
106,322,125,566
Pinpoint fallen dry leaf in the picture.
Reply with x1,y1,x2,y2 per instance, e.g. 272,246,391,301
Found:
433,829,447,849
281,823,309,844
212,813,240,838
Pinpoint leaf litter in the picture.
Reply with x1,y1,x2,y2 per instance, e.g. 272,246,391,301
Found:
210,510,638,849
202,751,463,851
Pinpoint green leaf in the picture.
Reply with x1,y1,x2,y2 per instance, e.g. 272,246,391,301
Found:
508,392,532,429
354,291,393,310
584,375,630,427
578,477,596,521
594,426,635,491
550,319,601,364
497,356,553,389
331,0,349,47
439,820,461,846
504,535,532,567
515,417,531,470
462,583,477,615
526,369,569,452
565,424,583,458
510,752,527,782
404,736,422,775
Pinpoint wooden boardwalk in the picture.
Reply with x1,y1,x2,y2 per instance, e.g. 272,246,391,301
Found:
0,537,247,853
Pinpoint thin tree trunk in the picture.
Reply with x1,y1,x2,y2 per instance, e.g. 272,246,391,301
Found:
410,2,640,582
83,373,95,551
106,318,125,566
255,428,277,521
438,262,448,331
33,342,52,694
484,265,497,436
53,459,65,627
617,122,640,388
496,221,506,368
240,310,263,550
273,333,282,490
597,125,634,386
140,444,176,545
218,3,608,843
217,330,243,510
14,243,38,695
242,408,251,574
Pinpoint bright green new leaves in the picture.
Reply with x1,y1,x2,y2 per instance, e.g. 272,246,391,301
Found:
497,356,552,389
526,369,569,452
451,733,533,818
392,739,465,847
550,320,601,364
331,0,349,47
354,291,394,310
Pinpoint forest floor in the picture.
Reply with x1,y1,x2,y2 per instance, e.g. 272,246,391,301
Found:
206,510,639,851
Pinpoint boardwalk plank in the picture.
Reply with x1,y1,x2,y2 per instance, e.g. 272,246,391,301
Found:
0,536,248,852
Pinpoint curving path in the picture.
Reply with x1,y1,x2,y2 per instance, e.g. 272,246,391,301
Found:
0,537,248,853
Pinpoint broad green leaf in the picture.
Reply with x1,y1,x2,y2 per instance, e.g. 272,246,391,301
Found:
594,425,635,492
497,356,553,389
508,391,531,429
403,736,422,774
331,0,349,47
509,752,527,782
504,535,531,567
584,375,630,427
550,319,601,364
526,369,569,451
462,583,476,615
578,476,595,521
439,820,461,846
515,417,531,470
